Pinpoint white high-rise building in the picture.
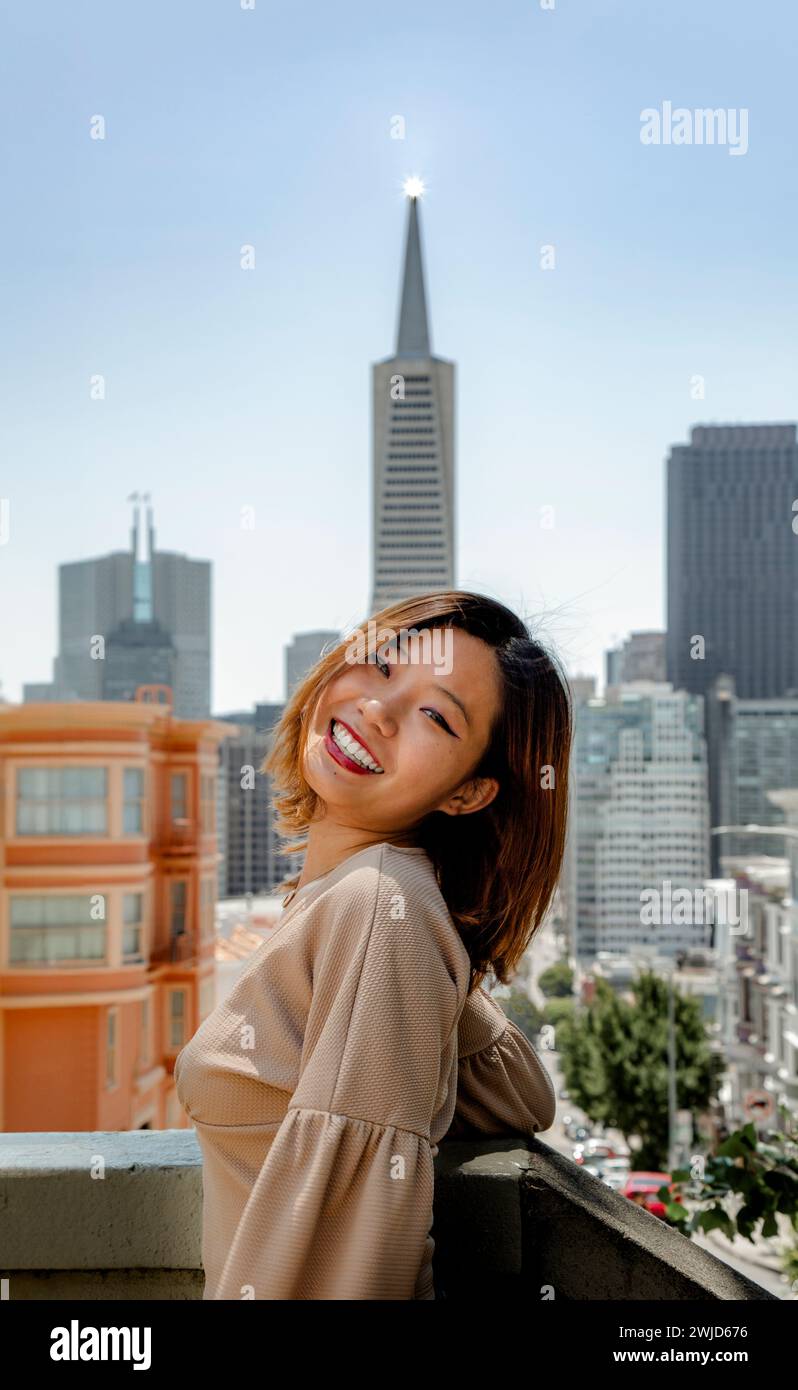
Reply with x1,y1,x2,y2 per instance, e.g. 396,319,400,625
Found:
568,683,711,961
370,184,455,615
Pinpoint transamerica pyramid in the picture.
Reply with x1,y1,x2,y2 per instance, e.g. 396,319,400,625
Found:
369,183,455,614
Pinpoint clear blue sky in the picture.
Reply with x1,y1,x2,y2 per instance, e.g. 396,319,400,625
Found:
2,0,795,711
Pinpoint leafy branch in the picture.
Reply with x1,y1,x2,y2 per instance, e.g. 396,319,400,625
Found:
661,1111,798,1252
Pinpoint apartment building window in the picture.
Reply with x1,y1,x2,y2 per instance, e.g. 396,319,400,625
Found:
106,1008,118,1087
171,772,188,822
123,892,145,962
169,989,186,1049
16,767,108,835
200,774,216,834
170,880,187,940
123,768,145,834
9,894,105,966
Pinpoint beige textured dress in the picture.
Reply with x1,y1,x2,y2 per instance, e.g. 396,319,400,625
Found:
174,841,556,1300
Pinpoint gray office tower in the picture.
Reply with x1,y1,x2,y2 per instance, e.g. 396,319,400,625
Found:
370,188,455,615
606,632,666,689
706,674,798,866
217,702,287,898
666,424,798,700
33,500,211,718
285,631,340,699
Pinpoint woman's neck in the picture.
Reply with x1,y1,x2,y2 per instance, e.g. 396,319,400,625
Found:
295,823,420,892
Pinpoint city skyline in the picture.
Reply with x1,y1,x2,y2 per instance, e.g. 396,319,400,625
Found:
2,0,796,713
3,1,798,1313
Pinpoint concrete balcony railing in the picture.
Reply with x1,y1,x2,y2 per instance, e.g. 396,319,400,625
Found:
0,1130,778,1300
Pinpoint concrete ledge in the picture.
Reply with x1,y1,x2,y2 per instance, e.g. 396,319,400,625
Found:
4,1270,203,1300
0,1129,778,1300
517,1141,776,1300
0,1131,202,1275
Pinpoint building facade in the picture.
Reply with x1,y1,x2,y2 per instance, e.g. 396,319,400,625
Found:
666,423,798,701
0,695,232,1131
714,845,798,1131
567,683,710,962
285,631,340,700
103,619,177,704
216,702,288,899
370,189,455,614
605,632,666,689
705,674,798,868
27,500,211,719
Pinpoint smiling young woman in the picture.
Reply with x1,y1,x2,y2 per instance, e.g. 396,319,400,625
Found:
269,589,573,992
174,590,573,1300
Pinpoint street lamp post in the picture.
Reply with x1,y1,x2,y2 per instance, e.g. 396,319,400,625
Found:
667,960,678,1174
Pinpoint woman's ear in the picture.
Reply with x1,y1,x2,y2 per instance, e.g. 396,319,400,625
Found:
437,775,499,817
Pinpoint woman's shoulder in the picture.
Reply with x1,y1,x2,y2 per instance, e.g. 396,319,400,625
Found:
289,841,471,993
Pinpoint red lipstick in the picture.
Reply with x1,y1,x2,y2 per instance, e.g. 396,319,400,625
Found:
324,719,382,775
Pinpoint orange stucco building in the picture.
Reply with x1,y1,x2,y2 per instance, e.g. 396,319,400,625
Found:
0,692,235,1131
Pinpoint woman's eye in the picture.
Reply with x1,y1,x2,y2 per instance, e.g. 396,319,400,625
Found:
369,655,454,735
423,708,452,732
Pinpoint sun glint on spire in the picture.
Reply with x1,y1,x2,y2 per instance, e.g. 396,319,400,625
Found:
402,175,425,200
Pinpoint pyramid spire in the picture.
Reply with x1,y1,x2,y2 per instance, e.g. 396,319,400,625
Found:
396,188,431,357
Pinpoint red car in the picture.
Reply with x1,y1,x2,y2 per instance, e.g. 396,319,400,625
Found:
622,1171,683,1220
572,1141,620,1166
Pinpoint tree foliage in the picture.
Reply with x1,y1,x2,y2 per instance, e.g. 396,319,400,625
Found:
663,1112,798,1253
502,987,544,1040
538,961,574,998
559,969,724,1170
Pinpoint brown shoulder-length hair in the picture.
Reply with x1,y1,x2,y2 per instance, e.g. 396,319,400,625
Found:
261,590,573,996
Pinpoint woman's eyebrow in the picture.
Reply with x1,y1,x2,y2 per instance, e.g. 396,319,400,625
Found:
426,682,470,727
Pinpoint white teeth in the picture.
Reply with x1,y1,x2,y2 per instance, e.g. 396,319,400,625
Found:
331,721,383,772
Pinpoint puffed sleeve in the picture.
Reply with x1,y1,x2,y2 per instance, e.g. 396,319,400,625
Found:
211,865,466,1300
446,986,556,1141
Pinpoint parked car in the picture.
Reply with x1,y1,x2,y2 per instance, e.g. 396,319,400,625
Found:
599,1157,631,1191
579,1136,630,1160
573,1141,617,1165
622,1172,683,1220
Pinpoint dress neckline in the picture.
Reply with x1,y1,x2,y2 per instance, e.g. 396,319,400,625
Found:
281,842,428,909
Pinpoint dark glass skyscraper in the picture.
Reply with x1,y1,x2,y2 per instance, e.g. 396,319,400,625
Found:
26,500,211,718
666,423,798,700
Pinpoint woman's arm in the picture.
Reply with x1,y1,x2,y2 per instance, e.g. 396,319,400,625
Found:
211,859,467,1300
446,986,556,1141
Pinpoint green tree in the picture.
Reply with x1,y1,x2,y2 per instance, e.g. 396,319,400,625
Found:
541,996,576,1043
559,969,724,1169
560,1002,612,1125
538,962,574,998
502,988,544,1040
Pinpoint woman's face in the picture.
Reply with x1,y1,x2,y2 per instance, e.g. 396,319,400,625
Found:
301,626,502,834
